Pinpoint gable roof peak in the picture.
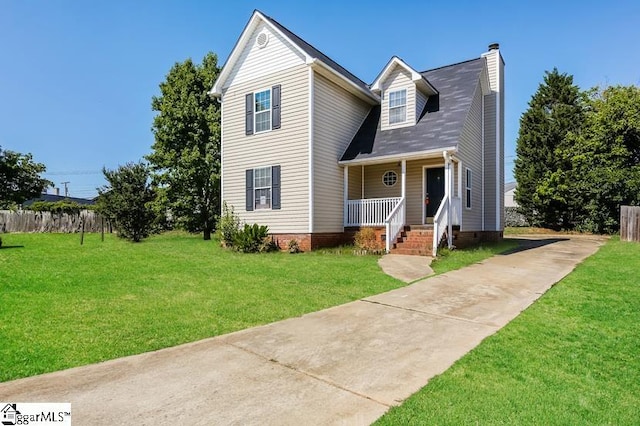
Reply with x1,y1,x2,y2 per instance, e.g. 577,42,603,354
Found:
371,56,438,96
210,10,377,103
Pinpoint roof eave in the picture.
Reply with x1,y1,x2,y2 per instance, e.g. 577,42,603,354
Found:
339,146,458,166
309,59,380,104
210,10,312,96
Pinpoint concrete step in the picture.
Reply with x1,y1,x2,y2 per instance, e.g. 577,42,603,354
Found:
390,247,432,256
395,241,431,249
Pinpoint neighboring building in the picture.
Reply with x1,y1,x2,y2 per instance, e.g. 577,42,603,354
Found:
210,10,504,255
505,182,517,207
22,193,96,208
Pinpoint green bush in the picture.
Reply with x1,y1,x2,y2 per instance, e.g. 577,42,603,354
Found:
233,223,270,253
28,200,94,215
216,202,240,248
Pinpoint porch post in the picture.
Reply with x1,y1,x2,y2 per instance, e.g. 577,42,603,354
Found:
343,166,349,226
443,151,453,248
401,159,406,223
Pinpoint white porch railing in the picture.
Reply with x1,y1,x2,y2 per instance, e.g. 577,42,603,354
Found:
385,198,405,253
433,196,462,256
344,197,402,227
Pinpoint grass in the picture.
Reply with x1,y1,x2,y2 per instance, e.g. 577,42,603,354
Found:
0,232,521,383
376,236,639,425
431,239,520,275
0,232,405,382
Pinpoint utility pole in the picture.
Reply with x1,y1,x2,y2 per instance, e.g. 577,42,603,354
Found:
61,181,70,197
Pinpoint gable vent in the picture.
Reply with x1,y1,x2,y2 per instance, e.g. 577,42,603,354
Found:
256,31,269,49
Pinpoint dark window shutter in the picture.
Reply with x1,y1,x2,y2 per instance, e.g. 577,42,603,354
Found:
272,165,281,210
245,93,254,135
246,169,254,211
272,85,281,130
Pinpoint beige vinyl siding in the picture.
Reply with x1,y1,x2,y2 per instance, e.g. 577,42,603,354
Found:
483,50,499,231
363,163,402,199
313,73,370,232
222,64,309,233
347,165,362,200
381,66,416,130
224,22,306,90
457,81,483,231
360,158,443,225
416,90,428,122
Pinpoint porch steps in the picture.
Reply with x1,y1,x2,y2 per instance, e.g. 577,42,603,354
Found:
390,226,434,256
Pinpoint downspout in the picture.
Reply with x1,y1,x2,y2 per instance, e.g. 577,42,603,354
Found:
308,67,314,234
481,92,485,231
495,53,501,231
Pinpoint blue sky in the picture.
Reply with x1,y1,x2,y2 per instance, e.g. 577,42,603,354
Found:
2,0,639,198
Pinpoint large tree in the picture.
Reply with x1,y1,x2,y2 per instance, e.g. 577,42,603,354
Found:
147,52,221,240
568,85,640,233
0,146,51,208
513,69,585,229
97,162,156,242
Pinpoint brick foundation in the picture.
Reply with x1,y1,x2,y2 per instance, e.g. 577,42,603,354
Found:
270,232,357,252
452,230,503,249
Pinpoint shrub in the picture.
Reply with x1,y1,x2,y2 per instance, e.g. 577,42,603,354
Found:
233,223,270,253
354,227,383,254
217,202,240,248
0,236,2,249
288,239,300,253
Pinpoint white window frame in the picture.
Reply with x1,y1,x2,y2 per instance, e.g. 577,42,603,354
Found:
254,88,271,134
382,170,398,187
254,166,272,210
388,89,407,125
465,167,472,209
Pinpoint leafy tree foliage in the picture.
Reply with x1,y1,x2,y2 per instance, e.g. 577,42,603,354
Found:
147,52,221,240
567,86,640,233
514,69,585,229
28,200,95,215
97,162,156,242
0,146,51,208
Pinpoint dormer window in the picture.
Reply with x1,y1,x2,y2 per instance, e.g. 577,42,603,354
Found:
389,89,407,124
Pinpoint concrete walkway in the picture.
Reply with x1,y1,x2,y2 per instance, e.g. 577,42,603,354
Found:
0,235,605,425
378,254,434,282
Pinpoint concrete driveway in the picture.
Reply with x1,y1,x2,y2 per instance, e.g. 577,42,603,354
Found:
0,235,605,425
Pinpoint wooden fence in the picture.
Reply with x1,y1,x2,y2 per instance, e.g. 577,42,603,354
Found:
0,210,108,233
620,206,640,242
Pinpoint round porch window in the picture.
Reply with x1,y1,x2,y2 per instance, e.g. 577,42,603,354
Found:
382,170,398,187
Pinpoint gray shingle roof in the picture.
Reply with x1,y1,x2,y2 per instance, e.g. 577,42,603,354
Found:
261,12,371,95
340,58,485,162
505,181,517,192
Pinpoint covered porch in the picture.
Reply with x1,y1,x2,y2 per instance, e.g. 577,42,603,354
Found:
342,151,462,255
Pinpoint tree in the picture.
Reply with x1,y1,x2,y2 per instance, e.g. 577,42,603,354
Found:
97,162,156,242
568,85,640,233
0,146,51,208
513,69,585,229
147,52,221,240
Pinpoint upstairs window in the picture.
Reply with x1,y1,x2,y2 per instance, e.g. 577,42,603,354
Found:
245,85,281,135
254,89,271,133
388,89,407,124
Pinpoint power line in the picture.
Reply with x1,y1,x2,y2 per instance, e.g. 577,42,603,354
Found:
43,170,102,176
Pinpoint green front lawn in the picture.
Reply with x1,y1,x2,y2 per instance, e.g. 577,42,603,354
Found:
1,232,405,382
377,237,639,425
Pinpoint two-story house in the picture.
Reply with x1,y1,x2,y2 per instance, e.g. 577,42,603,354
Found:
210,10,504,255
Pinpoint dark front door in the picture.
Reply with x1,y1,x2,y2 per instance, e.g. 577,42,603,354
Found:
425,167,445,221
